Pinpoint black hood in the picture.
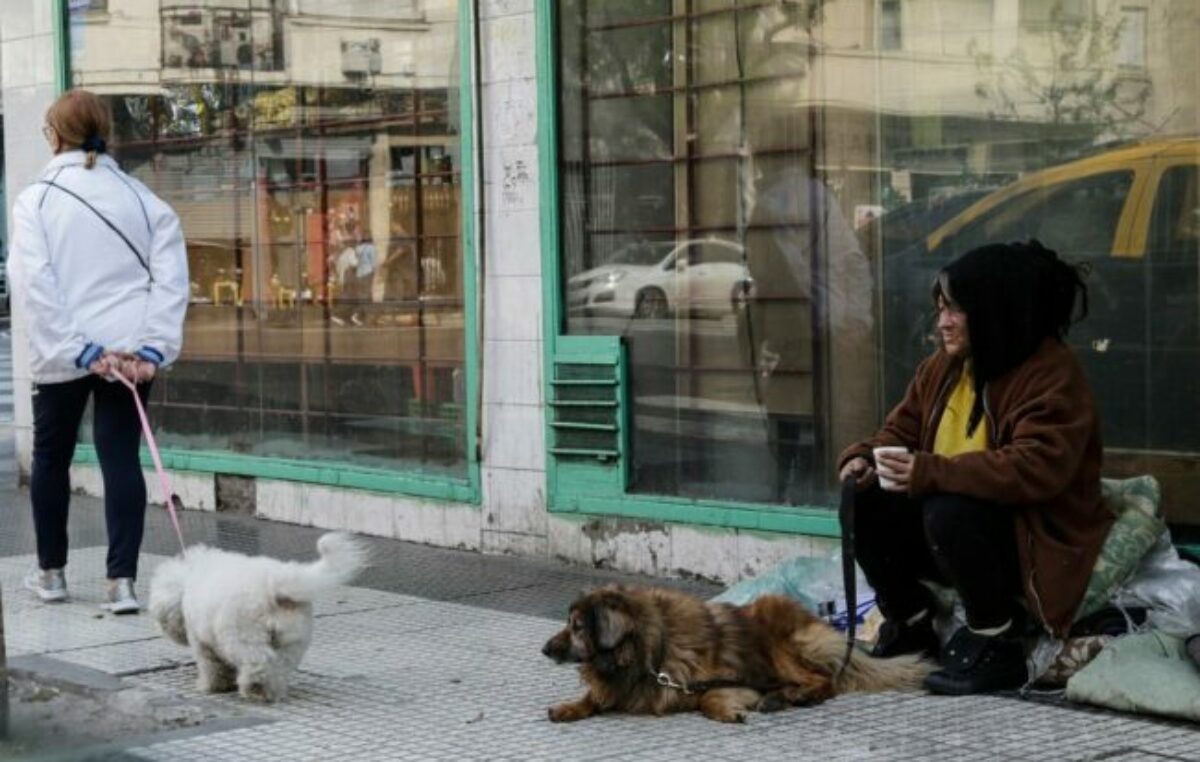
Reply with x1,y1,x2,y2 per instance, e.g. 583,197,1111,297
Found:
936,239,1088,432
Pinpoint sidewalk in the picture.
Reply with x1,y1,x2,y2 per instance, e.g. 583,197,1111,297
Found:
2,485,1198,761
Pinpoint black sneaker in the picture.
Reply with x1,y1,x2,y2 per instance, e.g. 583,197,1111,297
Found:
924,626,1027,695
871,615,939,659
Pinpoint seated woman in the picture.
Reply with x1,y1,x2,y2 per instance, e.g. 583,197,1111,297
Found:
837,240,1113,695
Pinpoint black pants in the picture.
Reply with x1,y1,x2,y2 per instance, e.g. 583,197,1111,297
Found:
32,375,150,580
854,486,1023,631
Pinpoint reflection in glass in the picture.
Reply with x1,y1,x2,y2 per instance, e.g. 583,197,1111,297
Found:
558,0,1200,535
69,0,466,476
560,1,865,507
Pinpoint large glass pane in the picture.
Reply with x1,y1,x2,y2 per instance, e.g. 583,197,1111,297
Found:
558,0,1200,539
69,0,467,477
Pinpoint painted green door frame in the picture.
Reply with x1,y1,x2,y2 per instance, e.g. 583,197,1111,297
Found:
54,1,483,504
534,0,839,537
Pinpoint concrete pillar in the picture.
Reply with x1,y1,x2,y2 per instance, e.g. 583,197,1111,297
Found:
3,1,61,481
477,0,549,557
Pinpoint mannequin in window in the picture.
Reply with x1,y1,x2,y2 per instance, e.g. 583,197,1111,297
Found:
349,227,377,327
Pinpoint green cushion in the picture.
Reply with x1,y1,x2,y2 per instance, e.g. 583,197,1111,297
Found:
1075,475,1166,622
1065,632,1200,721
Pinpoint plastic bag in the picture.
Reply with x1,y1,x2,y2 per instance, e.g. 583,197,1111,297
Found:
1028,529,1200,684
714,556,835,610
714,553,875,631
1027,634,1066,683
1111,531,1200,637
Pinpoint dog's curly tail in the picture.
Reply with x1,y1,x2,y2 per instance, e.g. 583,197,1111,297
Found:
272,533,370,602
315,532,370,586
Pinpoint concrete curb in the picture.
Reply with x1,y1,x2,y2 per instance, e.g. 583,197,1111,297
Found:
5,654,272,762
6,655,126,695
14,716,273,762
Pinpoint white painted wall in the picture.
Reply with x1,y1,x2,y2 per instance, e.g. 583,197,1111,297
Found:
3,0,59,482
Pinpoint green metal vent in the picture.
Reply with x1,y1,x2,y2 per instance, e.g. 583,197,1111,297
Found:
547,335,629,494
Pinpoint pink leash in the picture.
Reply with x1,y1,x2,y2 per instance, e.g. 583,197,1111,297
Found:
112,370,187,554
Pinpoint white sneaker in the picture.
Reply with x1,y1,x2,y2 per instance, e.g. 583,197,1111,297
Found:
105,578,140,615
24,567,68,602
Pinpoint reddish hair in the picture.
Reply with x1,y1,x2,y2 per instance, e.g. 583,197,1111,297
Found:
45,89,111,169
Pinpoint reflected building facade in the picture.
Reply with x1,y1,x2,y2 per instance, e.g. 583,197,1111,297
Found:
557,0,1200,532
69,0,467,476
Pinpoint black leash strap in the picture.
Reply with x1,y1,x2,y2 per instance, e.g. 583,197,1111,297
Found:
837,475,857,676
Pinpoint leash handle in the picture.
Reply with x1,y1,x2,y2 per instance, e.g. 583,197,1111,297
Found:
837,475,858,676
111,369,187,554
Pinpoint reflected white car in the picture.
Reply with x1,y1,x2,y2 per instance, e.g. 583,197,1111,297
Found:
567,239,752,319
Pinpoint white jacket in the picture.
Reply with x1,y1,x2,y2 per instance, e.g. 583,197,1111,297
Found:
7,151,189,383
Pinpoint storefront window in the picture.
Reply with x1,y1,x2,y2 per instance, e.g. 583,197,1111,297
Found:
69,0,467,477
557,0,1200,535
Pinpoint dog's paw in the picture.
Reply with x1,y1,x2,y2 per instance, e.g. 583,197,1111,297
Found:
547,702,591,722
717,709,748,724
790,689,833,708
705,710,744,724
776,684,833,708
197,672,236,694
240,682,276,704
754,692,789,713
699,705,748,723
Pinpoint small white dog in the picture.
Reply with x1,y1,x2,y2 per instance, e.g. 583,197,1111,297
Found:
149,532,367,702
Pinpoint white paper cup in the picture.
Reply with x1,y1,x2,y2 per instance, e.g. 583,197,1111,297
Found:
872,446,909,491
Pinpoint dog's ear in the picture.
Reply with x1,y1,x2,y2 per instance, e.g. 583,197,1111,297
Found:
592,603,633,650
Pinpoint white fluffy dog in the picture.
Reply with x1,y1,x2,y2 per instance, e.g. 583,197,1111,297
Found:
149,532,367,702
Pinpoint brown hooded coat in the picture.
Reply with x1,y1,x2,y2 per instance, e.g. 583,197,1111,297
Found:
838,338,1112,637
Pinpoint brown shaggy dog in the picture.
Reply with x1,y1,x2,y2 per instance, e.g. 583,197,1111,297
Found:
542,585,931,723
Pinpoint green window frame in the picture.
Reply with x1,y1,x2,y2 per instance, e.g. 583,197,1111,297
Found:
54,1,482,504
530,1,1200,564
535,0,836,537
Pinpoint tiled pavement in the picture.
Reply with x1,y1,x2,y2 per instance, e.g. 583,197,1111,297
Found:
3,501,1198,762
1,321,1198,760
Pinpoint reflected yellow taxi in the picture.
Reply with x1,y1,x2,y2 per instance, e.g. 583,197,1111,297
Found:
884,137,1200,526
925,136,1199,260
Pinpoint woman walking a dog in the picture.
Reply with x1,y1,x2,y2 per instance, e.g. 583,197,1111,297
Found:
837,240,1111,695
8,89,189,614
